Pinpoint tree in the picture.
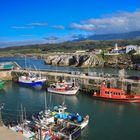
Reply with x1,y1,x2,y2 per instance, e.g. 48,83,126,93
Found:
128,49,136,55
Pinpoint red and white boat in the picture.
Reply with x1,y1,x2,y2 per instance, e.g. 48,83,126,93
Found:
92,81,140,103
47,82,79,96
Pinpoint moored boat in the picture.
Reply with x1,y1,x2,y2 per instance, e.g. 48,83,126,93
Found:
52,104,89,129
47,81,79,96
18,72,46,88
34,104,89,130
92,81,140,103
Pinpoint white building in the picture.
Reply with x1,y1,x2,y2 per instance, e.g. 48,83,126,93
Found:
110,43,119,54
93,49,102,54
114,43,118,51
136,46,140,54
75,50,86,53
126,45,137,53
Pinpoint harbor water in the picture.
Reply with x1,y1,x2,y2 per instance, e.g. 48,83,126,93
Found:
0,57,140,140
1,82,140,140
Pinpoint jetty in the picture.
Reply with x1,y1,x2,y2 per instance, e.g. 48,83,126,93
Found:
0,61,140,94
12,69,140,94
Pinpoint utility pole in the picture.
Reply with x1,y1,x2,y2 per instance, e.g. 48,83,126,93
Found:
0,103,4,126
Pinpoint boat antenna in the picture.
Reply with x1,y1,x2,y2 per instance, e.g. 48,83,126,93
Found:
0,103,4,126
17,104,19,124
24,55,27,70
21,104,23,123
63,94,66,106
49,91,52,109
24,107,27,121
33,64,37,71
45,92,47,111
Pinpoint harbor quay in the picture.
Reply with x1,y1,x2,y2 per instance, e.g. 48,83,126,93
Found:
0,61,140,94
0,126,28,140
10,69,140,95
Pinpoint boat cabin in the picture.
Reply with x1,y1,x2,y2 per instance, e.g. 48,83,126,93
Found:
100,82,126,97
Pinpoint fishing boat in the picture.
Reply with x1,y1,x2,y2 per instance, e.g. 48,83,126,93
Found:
9,105,37,140
92,81,140,103
0,80,5,90
9,121,37,140
47,81,79,96
18,72,46,88
0,62,14,70
53,104,89,129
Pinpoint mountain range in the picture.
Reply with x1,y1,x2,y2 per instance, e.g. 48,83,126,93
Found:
73,31,140,41
1,31,140,48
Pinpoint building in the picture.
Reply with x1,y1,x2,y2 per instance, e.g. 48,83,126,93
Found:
92,49,102,54
110,43,126,54
75,50,86,53
114,43,118,51
136,46,140,54
126,45,137,53
118,48,126,54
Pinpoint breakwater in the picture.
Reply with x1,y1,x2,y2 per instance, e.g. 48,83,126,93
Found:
0,71,12,80
11,69,140,94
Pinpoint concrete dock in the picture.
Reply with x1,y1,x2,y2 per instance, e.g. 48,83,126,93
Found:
0,126,28,140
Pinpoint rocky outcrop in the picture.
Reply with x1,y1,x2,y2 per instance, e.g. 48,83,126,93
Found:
44,53,104,67
104,55,133,69
44,53,140,69
82,55,104,67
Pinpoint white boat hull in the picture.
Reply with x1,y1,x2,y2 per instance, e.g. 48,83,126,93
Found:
47,87,79,95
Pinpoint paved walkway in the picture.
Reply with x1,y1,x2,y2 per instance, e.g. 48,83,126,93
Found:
0,126,28,140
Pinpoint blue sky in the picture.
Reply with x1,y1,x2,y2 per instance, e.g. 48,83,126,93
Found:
0,0,140,47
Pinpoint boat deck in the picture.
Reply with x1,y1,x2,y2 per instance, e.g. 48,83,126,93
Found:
0,126,28,140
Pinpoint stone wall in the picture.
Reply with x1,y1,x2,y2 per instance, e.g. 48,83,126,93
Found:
0,71,12,80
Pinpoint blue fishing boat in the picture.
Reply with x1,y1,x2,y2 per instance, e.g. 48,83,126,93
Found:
18,72,46,88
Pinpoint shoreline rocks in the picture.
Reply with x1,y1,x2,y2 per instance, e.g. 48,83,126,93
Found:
44,53,140,70
44,53,104,67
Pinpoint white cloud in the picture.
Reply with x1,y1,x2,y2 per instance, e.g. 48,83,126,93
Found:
70,23,96,31
12,22,48,29
50,25,64,29
44,36,59,40
70,11,140,34
12,26,33,29
0,39,48,48
20,34,35,37
28,22,48,26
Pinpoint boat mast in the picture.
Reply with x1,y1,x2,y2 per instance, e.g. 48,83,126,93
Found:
21,104,24,123
45,92,47,111
24,107,27,121
0,103,4,126
24,55,27,70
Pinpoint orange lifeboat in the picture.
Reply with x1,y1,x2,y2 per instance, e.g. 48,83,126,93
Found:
92,81,140,103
